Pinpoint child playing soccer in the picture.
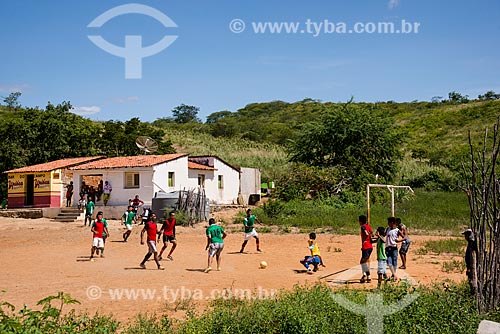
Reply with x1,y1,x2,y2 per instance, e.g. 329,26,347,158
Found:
139,213,164,270
84,197,95,226
122,205,136,242
239,209,262,253
90,211,109,262
205,218,227,273
373,226,388,288
300,232,326,274
158,211,177,261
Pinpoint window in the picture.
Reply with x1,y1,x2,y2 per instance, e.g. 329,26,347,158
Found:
125,172,140,188
198,174,205,188
218,175,224,189
53,173,60,179
168,172,175,187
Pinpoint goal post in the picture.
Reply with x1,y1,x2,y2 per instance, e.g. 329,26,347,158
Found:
366,184,414,225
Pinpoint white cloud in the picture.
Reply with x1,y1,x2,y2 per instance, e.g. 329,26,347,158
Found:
72,106,101,116
114,96,139,103
388,0,400,9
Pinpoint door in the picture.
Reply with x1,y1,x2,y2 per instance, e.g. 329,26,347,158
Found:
25,174,34,206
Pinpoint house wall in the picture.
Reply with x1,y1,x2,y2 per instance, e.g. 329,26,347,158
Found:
153,156,189,194
187,168,215,197
213,159,240,204
240,167,261,205
7,170,64,208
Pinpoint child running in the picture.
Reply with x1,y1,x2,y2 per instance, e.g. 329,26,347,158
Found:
239,209,262,253
122,205,136,242
205,218,227,273
300,232,326,274
373,226,388,288
139,213,164,270
90,211,109,262
158,211,177,261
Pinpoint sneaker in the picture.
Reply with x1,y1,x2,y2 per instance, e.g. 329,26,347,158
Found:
204,267,212,273
217,267,221,271
366,276,372,283
360,275,367,283
90,258,95,262
167,255,174,261
139,263,146,269
158,266,165,270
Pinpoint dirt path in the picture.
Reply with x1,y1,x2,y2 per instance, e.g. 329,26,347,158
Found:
0,216,464,322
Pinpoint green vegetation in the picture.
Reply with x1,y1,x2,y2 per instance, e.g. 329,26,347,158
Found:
255,190,469,234
2,283,500,333
416,238,467,255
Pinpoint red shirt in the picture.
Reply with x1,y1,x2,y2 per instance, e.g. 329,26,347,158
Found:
360,223,373,250
162,218,176,236
93,221,104,238
145,221,158,242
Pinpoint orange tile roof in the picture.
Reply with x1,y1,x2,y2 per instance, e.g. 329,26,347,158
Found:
4,156,104,174
70,154,187,170
188,161,217,171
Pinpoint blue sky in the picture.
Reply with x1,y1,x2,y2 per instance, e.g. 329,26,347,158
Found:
1,0,499,121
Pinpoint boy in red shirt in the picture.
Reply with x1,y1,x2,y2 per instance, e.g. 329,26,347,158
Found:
90,211,109,262
140,213,164,270
158,211,177,261
359,215,373,283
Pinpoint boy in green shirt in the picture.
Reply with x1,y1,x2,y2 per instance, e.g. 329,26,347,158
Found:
205,218,227,273
84,197,95,226
373,226,388,288
121,205,136,242
239,208,262,253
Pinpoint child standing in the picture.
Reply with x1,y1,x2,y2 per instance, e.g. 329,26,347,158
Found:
373,226,388,288
359,215,373,283
92,211,109,257
385,217,404,281
139,213,164,270
300,232,326,274
205,218,227,273
84,197,95,226
90,211,109,262
158,211,177,261
122,205,136,242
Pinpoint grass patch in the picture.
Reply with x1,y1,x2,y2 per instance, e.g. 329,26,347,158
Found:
254,191,469,235
417,238,466,255
442,259,466,273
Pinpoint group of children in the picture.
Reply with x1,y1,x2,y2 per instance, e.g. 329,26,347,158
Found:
88,206,411,284
358,215,411,288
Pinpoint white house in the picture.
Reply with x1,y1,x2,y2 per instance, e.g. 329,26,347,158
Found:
187,156,241,204
69,154,189,206
69,154,247,206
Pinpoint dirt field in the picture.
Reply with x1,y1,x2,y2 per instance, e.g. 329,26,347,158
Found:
0,215,465,322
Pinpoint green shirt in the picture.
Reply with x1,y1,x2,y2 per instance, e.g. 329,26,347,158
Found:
206,224,225,244
244,215,256,233
377,238,387,260
85,201,95,215
122,211,135,225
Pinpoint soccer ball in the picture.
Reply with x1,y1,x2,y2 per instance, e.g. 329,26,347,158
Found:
260,261,268,269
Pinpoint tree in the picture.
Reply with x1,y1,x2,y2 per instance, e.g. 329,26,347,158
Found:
462,120,500,313
478,90,500,101
448,91,469,103
2,92,22,111
206,110,233,124
171,104,200,124
288,101,402,191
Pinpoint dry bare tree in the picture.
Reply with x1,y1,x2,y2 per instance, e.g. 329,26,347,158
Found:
462,119,500,313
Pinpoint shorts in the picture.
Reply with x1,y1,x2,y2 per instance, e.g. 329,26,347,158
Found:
147,240,158,253
208,242,224,257
125,224,133,231
244,229,259,241
162,235,176,243
103,193,110,201
93,237,104,248
377,259,387,275
361,248,373,260
386,246,398,267
400,239,411,254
